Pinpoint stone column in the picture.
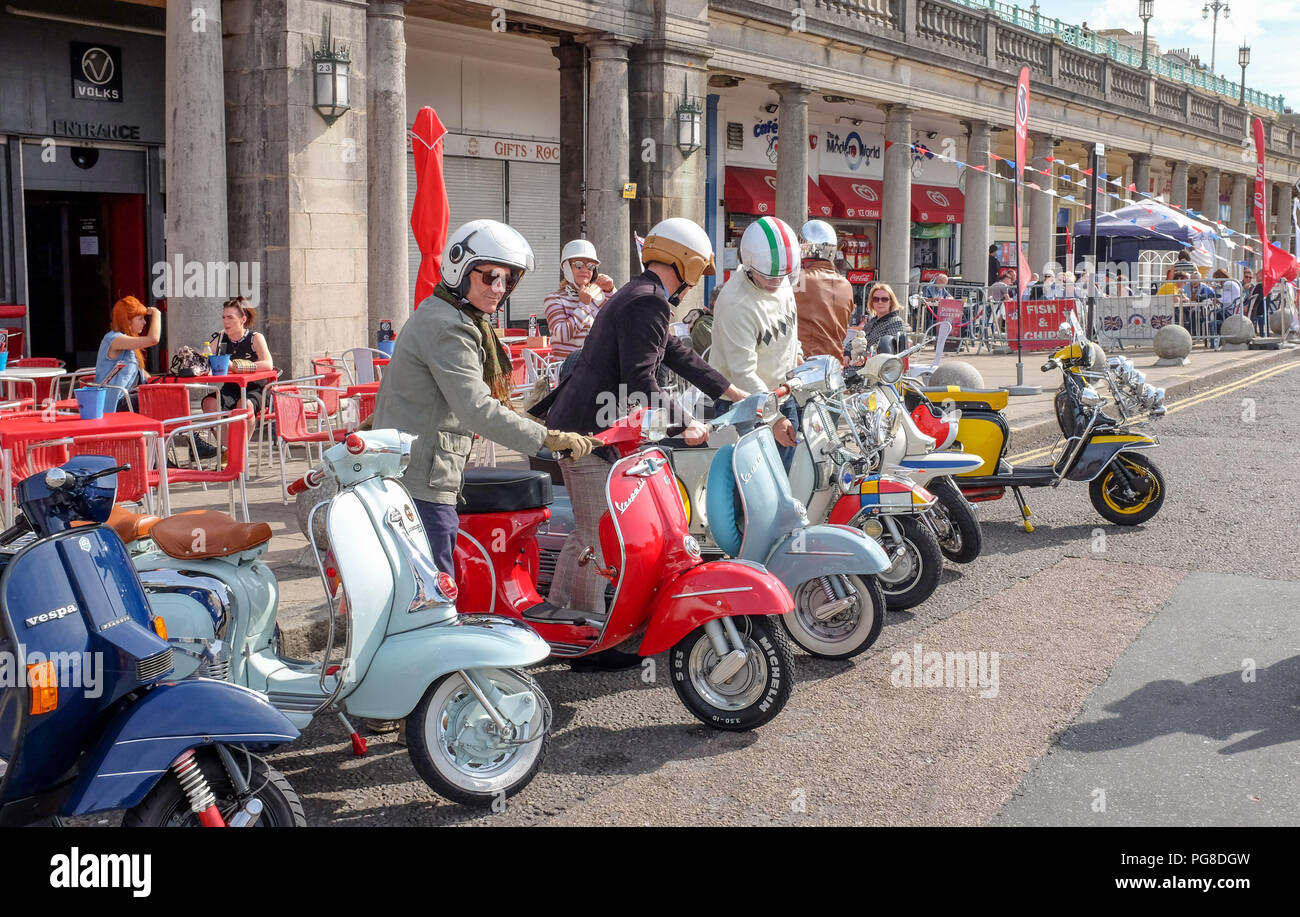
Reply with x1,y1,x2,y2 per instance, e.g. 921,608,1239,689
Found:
1202,167,1220,221
772,82,812,229
1170,159,1189,209
583,35,632,283
367,0,408,328
1230,173,1249,239
1131,152,1151,197
553,39,586,248
881,104,914,287
1028,132,1056,277
1276,188,1295,254
165,0,229,352
960,120,992,284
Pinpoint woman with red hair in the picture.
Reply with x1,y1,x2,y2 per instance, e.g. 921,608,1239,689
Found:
95,295,161,410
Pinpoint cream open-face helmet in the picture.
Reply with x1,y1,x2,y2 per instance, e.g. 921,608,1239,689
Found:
560,238,599,287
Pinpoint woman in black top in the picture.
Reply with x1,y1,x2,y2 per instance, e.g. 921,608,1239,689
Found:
860,282,910,354
201,297,274,434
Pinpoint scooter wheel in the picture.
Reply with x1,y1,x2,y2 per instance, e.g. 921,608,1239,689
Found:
927,478,983,564
781,574,886,659
123,748,306,827
874,516,943,611
406,668,549,806
670,615,794,731
1089,453,1165,526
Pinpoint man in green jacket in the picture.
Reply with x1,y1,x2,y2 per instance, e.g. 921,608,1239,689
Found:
373,219,596,573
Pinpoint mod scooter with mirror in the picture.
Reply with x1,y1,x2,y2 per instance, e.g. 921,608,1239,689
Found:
0,457,306,826
455,408,798,730
129,430,555,806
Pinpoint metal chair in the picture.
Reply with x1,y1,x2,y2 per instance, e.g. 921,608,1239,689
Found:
158,409,253,520
342,347,389,385
269,389,346,503
65,432,159,510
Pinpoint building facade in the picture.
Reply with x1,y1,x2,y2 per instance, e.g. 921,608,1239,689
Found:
1,0,1298,375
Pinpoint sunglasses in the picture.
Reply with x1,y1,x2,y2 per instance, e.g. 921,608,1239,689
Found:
472,267,520,288
568,259,598,271
870,295,891,303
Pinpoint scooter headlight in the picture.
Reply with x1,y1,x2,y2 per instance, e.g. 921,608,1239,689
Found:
1140,384,1158,407
1080,385,1104,407
879,357,903,384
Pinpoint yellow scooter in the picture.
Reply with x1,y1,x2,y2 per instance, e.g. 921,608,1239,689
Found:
901,312,1167,530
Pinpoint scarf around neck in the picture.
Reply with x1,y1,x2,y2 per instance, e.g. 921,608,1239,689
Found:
433,284,515,404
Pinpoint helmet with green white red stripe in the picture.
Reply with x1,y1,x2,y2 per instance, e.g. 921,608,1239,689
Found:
739,216,800,279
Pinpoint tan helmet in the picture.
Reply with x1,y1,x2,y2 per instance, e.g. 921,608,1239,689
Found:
641,218,716,286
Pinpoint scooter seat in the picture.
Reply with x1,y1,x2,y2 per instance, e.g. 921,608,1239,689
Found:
919,385,1009,412
460,468,553,514
107,504,163,543
150,509,273,559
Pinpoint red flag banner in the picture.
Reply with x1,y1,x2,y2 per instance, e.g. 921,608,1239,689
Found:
1013,67,1031,298
1251,117,1300,296
411,106,450,308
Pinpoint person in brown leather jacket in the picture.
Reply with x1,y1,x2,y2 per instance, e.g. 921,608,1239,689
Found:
793,220,855,364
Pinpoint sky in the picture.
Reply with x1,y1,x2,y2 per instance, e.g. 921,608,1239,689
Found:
1025,0,1300,111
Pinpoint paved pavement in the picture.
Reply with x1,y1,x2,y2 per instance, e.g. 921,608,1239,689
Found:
129,342,1300,826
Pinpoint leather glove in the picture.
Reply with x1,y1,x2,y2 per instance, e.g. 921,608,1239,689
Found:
545,430,601,460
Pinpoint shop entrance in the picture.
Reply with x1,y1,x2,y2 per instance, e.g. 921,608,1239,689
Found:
23,190,147,369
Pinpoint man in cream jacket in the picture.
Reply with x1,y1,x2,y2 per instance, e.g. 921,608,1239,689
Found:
708,216,803,468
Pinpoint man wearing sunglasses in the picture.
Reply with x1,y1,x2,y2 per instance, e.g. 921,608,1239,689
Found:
373,219,599,574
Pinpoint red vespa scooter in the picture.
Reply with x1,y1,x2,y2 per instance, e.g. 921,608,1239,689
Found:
455,410,796,730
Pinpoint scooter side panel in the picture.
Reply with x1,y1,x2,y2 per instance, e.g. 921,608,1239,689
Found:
895,451,985,479
732,430,804,562
950,411,1010,476
1065,435,1158,482
339,616,549,719
64,679,299,815
637,560,794,657
328,488,396,682
762,524,892,589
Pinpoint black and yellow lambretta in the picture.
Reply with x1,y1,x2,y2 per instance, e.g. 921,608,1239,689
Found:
902,311,1167,530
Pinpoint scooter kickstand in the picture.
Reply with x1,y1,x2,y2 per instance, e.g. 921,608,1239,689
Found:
1011,488,1035,533
338,712,368,756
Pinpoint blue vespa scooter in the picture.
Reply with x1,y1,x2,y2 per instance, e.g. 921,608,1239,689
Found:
0,457,305,827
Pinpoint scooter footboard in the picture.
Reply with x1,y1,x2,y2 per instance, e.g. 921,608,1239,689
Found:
638,560,794,657
763,524,892,589
1065,435,1158,482
340,616,550,720
64,680,299,816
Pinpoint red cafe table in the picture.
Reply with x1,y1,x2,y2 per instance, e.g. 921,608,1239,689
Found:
0,410,166,524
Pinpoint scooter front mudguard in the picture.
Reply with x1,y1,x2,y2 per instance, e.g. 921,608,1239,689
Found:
763,523,893,587
637,560,794,658
63,679,299,816
1065,434,1158,482
339,615,549,720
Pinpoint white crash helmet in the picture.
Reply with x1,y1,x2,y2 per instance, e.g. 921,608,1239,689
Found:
440,219,535,298
739,216,800,279
560,238,600,287
800,219,838,262
641,217,716,287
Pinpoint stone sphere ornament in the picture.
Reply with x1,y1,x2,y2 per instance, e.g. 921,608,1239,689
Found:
927,361,985,390
1267,307,1296,336
1220,313,1254,345
1153,324,1193,360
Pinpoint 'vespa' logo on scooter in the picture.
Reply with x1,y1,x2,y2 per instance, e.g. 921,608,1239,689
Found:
738,454,763,485
25,604,78,628
614,478,646,513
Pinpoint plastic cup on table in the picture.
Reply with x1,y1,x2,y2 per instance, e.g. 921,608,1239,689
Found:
208,353,231,375
377,340,395,358
75,387,107,420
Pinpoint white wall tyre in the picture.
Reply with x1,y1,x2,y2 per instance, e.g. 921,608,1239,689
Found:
781,574,886,659
873,516,943,610
406,668,549,806
670,616,794,731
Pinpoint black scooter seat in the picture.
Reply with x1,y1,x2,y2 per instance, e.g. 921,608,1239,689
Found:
460,468,553,514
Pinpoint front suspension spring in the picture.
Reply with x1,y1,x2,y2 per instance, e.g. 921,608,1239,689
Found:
171,748,216,814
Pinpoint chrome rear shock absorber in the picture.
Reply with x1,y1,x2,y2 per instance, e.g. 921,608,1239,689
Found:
170,749,226,827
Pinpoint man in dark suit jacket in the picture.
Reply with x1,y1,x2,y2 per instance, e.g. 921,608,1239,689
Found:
987,244,1001,286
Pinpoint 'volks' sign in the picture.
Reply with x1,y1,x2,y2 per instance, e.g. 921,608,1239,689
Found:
71,42,123,103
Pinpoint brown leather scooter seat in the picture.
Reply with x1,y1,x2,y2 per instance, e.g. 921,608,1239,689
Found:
150,509,273,559
107,504,163,543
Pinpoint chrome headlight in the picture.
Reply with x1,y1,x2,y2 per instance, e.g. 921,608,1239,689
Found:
1080,386,1104,407
1152,387,1165,407
879,358,903,384
1140,383,1156,406
641,408,668,441
1130,370,1146,387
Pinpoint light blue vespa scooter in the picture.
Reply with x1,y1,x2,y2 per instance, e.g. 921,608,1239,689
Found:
133,429,553,806
671,391,892,659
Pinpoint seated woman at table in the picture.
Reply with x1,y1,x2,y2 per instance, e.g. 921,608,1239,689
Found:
199,297,273,436
543,239,617,382
95,295,160,410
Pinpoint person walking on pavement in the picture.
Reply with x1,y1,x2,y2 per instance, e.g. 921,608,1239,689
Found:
536,218,751,645
709,215,802,469
793,219,854,365
373,219,599,575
